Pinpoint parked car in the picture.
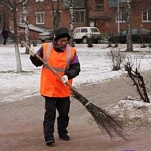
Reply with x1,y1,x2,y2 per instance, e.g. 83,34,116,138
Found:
38,29,54,42
73,27,101,44
108,28,151,44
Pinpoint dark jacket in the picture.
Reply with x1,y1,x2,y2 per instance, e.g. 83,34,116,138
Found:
30,44,80,80
1,29,9,39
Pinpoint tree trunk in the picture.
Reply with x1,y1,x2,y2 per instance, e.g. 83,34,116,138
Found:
13,8,22,72
69,0,74,47
51,0,60,31
126,1,133,52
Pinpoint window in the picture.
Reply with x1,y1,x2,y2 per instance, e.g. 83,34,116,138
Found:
20,12,26,24
74,11,84,23
63,0,70,9
143,9,151,22
108,0,117,6
95,0,104,11
19,0,26,2
0,14,3,23
74,0,85,8
108,0,127,7
36,12,45,24
74,28,80,33
90,28,99,32
81,28,88,33
35,0,44,2
63,0,84,9
116,10,126,22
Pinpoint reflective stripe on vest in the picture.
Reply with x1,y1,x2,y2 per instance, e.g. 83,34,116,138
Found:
43,43,71,72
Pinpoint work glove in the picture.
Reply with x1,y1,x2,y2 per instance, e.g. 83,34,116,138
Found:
61,75,68,84
29,48,36,57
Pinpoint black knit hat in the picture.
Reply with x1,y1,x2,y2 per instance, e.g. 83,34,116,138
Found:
54,27,70,41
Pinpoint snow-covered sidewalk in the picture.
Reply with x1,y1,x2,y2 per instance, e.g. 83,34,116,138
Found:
1,43,151,102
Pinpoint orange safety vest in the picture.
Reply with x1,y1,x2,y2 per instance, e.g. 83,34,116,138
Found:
40,43,76,97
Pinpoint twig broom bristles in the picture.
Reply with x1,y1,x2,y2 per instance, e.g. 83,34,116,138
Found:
21,41,127,140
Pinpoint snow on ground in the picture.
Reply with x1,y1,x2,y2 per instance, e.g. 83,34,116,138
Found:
107,99,151,126
1,43,151,102
0,43,122,102
1,43,151,125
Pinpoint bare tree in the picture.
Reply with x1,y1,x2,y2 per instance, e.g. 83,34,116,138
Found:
20,1,48,51
126,0,151,51
0,0,25,72
107,49,126,71
111,0,150,51
125,62,150,103
0,2,8,26
50,0,60,31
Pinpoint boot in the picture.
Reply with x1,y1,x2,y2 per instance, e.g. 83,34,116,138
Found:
59,133,70,141
45,134,55,145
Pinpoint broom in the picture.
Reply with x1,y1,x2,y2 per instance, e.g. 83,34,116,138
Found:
21,41,127,140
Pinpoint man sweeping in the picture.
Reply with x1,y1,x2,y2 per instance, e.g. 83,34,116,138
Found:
30,27,81,146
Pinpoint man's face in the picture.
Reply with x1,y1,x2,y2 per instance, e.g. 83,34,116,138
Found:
56,37,68,47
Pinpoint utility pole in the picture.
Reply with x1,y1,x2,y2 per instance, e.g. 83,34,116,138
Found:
117,0,120,34
69,0,74,46
85,0,90,27
126,0,133,51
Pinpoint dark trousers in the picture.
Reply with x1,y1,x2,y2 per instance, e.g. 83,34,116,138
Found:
3,38,7,45
43,96,70,141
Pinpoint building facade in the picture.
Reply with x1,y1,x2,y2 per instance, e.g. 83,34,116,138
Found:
0,0,151,40
0,5,10,31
